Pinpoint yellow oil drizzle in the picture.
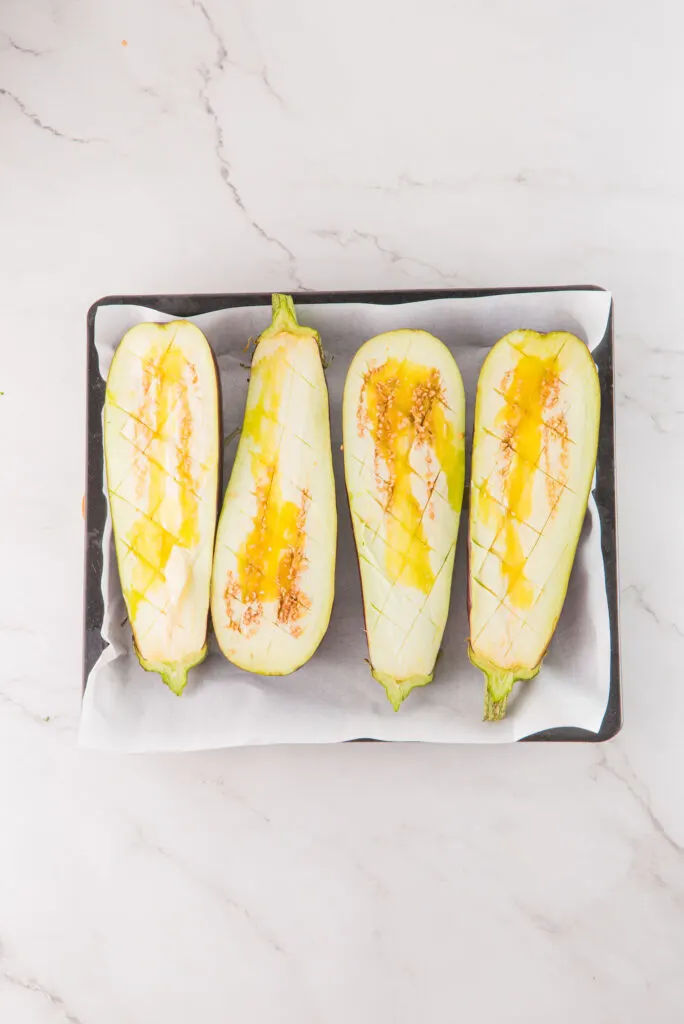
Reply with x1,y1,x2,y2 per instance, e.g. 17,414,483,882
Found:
359,358,462,594
229,344,311,634
124,334,199,622
474,479,500,529
490,352,559,610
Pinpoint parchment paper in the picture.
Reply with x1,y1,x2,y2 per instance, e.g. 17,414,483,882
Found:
80,290,612,751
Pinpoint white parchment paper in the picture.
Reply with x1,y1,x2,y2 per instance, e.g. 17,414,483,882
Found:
80,290,612,751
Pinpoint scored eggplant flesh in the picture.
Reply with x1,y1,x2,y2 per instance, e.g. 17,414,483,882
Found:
468,329,600,720
210,294,336,675
104,320,220,694
343,330,465,710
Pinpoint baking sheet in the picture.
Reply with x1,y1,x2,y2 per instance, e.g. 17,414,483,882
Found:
80,290,613,751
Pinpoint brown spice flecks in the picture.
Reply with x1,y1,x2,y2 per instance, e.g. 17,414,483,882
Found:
223,570,264,638
412,368,446,499
545,474,564,509
224,487,312,638
412,369,445,443
228,343,313,639
355,357,461,594
546,412,568,438
494,352,567,610
497,357,569,513
497,424,516,469
545,411,571,484
124,338,200,622
276,488,312,631
540,370,560,410
543,401,569,512
242,602,263,633
358,363,446,513
356,361,374,439
372,374,400,507
223,572,244,632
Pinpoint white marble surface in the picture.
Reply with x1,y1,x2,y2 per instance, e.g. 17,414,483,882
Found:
0,0,682,1020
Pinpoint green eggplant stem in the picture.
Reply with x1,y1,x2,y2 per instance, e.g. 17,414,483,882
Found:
468,644,540,722
270,293,298,333
484,689,509,722
136,645,208,697
261,294,323,355
372,667,433,711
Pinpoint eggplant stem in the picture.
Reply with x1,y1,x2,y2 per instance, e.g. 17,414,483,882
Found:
260,294,324,357
484,690,509,721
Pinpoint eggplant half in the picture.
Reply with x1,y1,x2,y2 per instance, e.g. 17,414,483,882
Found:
468,330,600,720
210,295,336,674
104,320,220,694
343,330,465,710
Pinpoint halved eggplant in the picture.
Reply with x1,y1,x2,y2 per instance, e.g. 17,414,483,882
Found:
343,330,465,710
468,330,600,720
104,320,220,694
210,295,336,674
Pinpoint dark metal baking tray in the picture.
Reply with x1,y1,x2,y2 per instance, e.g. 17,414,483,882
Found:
84,287,621,742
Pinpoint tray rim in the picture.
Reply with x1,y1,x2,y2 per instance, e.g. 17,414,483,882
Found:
84,286,621,744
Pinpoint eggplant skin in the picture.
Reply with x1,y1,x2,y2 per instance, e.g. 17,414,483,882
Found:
343,329,465,710
467,329,600,720
210,294,337,675
104,320,220,695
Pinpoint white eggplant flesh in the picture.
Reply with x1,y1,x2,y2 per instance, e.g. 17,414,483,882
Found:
468,330,600,720
210,295,336,675
104,320,220,694
343,330,465,710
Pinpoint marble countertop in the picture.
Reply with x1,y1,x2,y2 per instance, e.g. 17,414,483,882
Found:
1,0,682,1020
